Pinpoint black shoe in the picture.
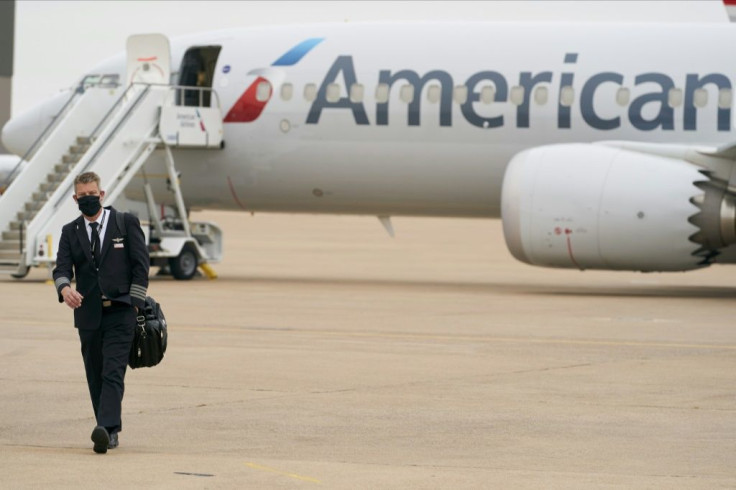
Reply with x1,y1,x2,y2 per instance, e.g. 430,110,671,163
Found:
91,426,109,454
108,432,119,449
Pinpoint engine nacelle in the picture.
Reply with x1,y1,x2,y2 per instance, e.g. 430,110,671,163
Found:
501,144,716,272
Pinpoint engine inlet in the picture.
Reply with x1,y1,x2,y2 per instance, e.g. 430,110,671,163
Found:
688,172,736,263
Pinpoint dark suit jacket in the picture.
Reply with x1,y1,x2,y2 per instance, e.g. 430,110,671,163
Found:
53,207,149,329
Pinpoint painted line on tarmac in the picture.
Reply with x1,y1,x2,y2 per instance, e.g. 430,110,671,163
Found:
176,324,736,351
244,462,321,484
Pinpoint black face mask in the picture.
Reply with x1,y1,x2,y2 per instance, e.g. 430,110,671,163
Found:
77,195,102,217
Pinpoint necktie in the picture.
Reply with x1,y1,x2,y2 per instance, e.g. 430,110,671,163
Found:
90,222,101,266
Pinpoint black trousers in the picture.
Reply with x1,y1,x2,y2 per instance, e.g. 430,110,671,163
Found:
77,304,136,434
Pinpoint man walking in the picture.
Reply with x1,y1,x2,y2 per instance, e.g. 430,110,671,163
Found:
53,172,149,454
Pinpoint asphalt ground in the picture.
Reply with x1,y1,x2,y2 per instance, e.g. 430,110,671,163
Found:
1,211,735,489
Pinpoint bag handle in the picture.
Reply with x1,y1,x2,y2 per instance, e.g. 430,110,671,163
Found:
136,314,147,337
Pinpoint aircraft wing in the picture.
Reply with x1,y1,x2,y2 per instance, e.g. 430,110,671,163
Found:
697,140,736,161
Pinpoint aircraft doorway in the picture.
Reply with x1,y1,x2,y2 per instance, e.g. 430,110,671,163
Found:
178,46,221,107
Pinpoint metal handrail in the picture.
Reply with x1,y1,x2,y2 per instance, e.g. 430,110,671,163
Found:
88,82,147,140
51,84,153,210
18,220,24,254
6,81,223,202
168,85,222,110
0,82,86,191
1,82,222,192
83,85,152,172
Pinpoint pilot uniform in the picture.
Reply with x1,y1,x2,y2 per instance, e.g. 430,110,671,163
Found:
52,206,149,443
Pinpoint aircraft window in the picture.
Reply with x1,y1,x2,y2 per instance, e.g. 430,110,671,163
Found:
326,83,341,103
304,83,317,102
99,74,120,87
534,86,548,105
718,88,732,109
510,86,525,106
480,86,495,104
280,83,293,101
453,86,468,104
350,84,364,103
82,75,101,88
376,83,389,103
560,86,575,107
427,84,441,104
400,84,415,103
256,81,272,102
615,87,629,107
694,88,708,108
668,88,683,108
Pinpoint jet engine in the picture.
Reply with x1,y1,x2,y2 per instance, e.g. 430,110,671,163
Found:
501,143,736,272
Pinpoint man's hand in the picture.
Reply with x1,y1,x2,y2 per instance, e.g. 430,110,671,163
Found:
61,286,83,309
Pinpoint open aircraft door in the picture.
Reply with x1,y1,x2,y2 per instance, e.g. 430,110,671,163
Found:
177,46,222,107
126,34,171,85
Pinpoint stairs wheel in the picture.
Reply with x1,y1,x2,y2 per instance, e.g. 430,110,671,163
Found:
11,266,30,279
169,244,198,281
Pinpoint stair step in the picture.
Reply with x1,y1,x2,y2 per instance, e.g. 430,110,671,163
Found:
32,191,49,201
0,241,22,252
63,154,81,164
24,201,43,212
2,230,21,240
8,220,23,230
39,181,58,193
54,162,72,173
69,144,89,154
16,210,36,221
46,173,65,183
0,261,24,275
76,136,92,145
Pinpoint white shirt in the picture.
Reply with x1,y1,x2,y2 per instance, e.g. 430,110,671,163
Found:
85,208,109,249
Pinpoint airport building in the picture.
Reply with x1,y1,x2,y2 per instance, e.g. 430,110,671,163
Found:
0,0,14,154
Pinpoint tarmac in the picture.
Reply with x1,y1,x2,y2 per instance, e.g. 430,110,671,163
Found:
1,211,735,489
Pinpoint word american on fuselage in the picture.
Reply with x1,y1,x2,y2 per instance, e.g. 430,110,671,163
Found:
303,54,732,132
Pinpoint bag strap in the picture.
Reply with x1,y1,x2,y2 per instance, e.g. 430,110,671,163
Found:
115,210,141,316
115,210,127,238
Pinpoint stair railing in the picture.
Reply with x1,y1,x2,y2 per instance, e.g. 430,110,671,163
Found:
168,85,221,109
48,83,154,211
18,221,24,255
1,81,87,191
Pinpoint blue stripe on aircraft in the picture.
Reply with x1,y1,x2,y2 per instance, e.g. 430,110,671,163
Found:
272,38,325,66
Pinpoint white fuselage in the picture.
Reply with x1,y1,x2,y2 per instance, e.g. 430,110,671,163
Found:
7,22,736,217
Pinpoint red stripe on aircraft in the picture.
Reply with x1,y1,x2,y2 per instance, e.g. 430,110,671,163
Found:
227,176,248,209
137,56,158,62
223,77,272,123
724,0,736,5
565,233,582,270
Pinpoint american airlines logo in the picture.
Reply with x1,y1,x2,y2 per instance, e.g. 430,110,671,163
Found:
226,39,732,132
224,38,324,122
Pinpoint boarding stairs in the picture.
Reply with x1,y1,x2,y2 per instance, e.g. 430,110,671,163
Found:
0,80,223,278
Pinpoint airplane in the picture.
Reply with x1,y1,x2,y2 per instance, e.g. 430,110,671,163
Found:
2,6,736,279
